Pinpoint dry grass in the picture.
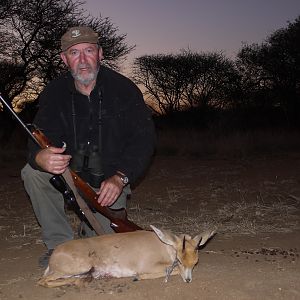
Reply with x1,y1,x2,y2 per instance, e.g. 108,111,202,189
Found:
136,128,300,235
215,197,299,234
129,193,300,236
0,177,299,240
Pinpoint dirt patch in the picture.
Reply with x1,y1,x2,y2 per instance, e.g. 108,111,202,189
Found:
0,153,300,299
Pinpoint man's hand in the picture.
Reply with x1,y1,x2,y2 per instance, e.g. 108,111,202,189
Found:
96,175,124,206
35,146,71,174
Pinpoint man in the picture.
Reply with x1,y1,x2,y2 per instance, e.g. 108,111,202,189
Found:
21,26,156,267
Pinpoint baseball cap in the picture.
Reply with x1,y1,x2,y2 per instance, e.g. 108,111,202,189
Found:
61,26,99,51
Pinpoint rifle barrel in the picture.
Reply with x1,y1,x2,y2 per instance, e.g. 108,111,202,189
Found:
0,95,39,145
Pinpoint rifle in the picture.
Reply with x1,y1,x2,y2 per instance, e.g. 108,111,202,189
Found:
0,94,142,233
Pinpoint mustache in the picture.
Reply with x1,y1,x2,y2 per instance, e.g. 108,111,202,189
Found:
77,63,91,69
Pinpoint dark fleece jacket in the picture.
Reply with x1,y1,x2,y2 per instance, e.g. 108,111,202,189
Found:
28,66,156,185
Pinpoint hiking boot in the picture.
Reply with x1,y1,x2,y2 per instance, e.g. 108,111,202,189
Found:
38,249,54,268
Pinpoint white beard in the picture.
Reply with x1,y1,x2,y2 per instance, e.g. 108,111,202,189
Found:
71,63,99,85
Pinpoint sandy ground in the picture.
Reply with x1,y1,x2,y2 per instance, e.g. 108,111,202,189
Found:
0,153,300,300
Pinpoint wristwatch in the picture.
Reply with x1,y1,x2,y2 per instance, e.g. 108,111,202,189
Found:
116,171,129,186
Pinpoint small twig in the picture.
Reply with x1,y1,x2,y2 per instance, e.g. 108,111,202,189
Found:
288,194,300,202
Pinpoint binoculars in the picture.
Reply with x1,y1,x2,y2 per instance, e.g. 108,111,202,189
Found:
70,144,104,188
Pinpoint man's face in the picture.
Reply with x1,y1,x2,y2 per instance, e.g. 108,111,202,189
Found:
61,43,103,85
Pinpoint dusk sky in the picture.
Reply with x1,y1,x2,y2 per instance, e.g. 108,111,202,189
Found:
83,0,300,71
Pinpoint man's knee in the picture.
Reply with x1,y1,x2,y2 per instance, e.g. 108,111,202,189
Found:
21,163,52,186
21,163,61,205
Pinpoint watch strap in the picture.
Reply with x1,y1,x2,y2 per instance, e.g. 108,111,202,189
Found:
116,171,129,186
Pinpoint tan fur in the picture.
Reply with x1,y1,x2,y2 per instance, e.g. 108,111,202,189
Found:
38,226,215,287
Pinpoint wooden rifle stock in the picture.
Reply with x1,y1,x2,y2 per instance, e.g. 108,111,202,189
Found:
69,169,142,232
32,129,142,232
0,93,142,233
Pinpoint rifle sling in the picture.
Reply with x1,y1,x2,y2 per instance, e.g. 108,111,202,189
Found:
63,168,105,235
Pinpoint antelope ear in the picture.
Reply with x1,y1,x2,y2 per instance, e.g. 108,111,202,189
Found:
193,230,216,250
194,237,202,250
182,235,186,251
150,225,178,246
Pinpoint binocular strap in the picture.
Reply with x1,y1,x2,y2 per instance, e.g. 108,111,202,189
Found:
62,168,105,235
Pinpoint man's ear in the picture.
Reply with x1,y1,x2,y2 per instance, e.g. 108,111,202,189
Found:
98,47,104,61
60,52,69,67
